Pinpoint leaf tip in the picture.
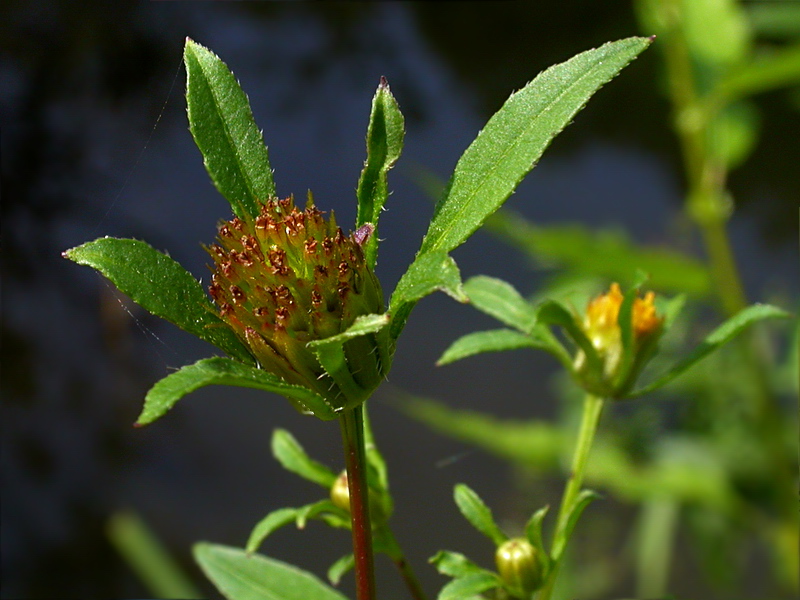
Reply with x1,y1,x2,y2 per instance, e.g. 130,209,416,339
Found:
379,75,389,89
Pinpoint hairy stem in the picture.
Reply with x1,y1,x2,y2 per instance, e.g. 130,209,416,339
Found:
538,393,605,600
340,405,376,600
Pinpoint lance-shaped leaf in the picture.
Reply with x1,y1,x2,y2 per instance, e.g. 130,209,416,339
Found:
356,76,405,268
453,484,508,546
388,251,467,341
185,38,275,220
551,489,601,561
627,304,791,398
418,37,652,257
271,429,338,488
137,357,336,425
463,276,539,333
194,543,349,600
327,554,355,586
64,238,253,364
437,329,550,366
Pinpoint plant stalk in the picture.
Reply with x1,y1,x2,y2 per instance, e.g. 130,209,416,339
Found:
340,405,377,600
538,393,605,600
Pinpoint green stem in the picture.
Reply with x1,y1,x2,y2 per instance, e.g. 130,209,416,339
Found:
340,405,376,600
538,393,605,600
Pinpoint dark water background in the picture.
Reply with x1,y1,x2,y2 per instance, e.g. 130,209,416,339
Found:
2,1,797,599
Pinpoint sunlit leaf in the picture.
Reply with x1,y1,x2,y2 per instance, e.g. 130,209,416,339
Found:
137,357,336,425
437,572,502,600
418,37,652,256
463,276,539,333
184,38,275,220
64,238,253,364
437,329,549,366
194,543,348,600
388,251,467,341
429,550,488,578
356,77,405,268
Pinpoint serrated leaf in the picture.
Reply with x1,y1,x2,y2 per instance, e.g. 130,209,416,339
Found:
463,276,539,333
194,543,349,600
429,551,487,578
271,429,337,488
419,37,652,256
245,508,299,554
437,329,549,366
628,304,791,398
453,484,508,546
137,357,336,425
389,251,467,340
64,238,253,364
356,77,405,268
327,554,355,586
437,572,502,600
184,38,275,220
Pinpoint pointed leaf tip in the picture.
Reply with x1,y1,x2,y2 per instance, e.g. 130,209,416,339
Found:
379,75,389,88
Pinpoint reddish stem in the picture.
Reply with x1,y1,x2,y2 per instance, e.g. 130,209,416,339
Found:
339,405,376,600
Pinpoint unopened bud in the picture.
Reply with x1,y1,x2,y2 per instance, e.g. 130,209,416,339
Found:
495,538,545,598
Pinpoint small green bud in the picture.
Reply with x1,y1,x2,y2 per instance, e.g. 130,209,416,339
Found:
495,538,545,598
207,196,389,413
328,470,389,525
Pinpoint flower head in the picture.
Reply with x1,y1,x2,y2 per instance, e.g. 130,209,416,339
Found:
207,196,386,410
575,282,663,397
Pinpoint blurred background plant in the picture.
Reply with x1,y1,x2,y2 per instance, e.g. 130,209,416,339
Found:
3,1,797,599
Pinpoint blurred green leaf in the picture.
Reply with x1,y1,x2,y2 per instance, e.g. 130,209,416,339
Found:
356,77,405,268
429,550,488,578
399,394,565,469
628,304,791,397
327,554,355,586
747,4,800,38
271,429,338,488
524,505,551,558
107,510,202,599
245,508,300,554
437,572,502,600
437,329,550,366
706,100,760,169
184,38,275,220
484,211,712,298
418,37,652,257
138,357,336,425
389,251,467,340
194,543,348,600
453,484,508,546
64,238,253,364
552,489,601,561
463,276,539,333
538,299,601,376
681,0,751,70
711,43,800,108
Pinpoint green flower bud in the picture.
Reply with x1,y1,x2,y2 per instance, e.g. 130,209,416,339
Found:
573,283,664,398
328,470,390,526
207,196,388,413
495,538,545,598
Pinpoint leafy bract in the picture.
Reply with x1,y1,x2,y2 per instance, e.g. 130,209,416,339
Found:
184,38,275,220
418,37,652,257
356,77,405,268
437,572,502,600
551,489,601,561
453,484,508,546
64,238,253,364
388,251,467,341
194,543,348,600
137,357,336,425
271,429,338,488
628,303,791,397
245,501,348,554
